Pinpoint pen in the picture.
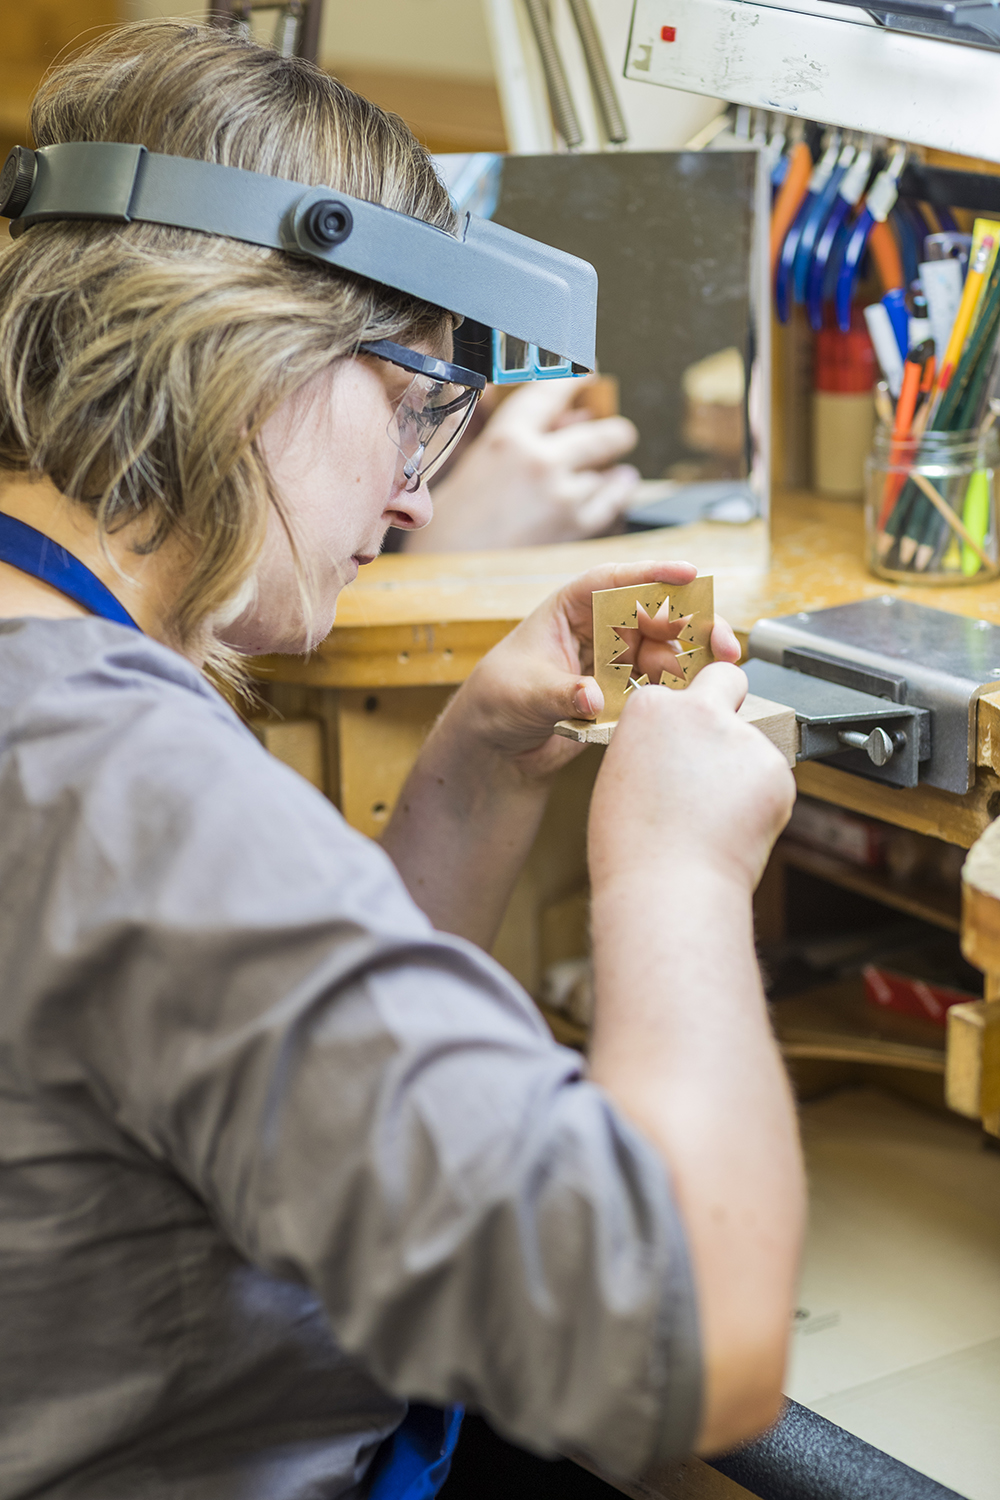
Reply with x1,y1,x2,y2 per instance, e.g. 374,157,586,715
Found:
864,302,905,398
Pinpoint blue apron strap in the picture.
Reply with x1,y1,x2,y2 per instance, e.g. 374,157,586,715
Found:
0,512,140,631
366,1405,464,1500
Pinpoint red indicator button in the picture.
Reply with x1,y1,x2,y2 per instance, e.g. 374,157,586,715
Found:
661,24,677,40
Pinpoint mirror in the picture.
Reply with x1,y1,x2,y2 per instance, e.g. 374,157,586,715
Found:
470,148,770,528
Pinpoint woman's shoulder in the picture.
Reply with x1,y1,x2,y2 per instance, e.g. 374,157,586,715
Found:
0,615,331,845
0,614,428,935
0,615,234,730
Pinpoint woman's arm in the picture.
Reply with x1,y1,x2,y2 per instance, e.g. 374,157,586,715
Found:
387,580,804,1458
587,666,804,1456
381,561,738,947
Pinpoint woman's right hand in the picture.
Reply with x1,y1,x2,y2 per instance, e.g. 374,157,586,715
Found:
588,662,795,899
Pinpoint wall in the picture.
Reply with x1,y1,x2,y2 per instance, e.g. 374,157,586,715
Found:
320,0,494,81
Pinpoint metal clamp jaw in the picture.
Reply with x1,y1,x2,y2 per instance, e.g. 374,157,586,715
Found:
742,654,930,789
746,596,1000,794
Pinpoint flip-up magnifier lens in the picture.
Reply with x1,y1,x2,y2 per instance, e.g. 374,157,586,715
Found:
497,333,531,374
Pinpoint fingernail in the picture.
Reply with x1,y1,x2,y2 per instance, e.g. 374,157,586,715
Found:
574,681,598,717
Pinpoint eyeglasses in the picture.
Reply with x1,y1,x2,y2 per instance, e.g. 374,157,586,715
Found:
359,339,486,493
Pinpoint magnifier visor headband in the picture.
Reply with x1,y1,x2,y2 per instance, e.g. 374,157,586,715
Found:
0,143,598,373
359,339,484,491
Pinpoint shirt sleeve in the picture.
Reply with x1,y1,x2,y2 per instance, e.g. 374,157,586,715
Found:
15,665,702,1478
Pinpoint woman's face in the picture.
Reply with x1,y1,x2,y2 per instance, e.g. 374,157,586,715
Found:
220,348,435,655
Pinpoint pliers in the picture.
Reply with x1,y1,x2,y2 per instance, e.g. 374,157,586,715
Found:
807,135,874,330
835,145,907,332
775,131,841,323
792,136,857,310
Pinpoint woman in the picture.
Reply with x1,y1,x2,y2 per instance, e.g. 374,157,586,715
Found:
0,23,802,1500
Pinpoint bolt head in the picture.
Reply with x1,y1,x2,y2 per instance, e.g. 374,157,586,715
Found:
302,198,353,249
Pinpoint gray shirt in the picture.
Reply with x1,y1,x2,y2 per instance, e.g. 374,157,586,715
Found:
0,618,701,1499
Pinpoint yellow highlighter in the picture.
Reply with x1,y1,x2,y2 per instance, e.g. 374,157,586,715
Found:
961,468,991,576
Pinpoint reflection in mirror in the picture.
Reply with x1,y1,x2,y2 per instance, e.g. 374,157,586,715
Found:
447,148,770,531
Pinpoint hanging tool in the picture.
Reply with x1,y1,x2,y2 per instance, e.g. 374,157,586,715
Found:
210,0,322,62
834,144,907,332
792,135,857,308
806,135,874,330
522,0,629,150
770,131,813,281
775,131,840,322
893,199,929,273
522,0,584,148
767,114,790,189
566,0,629,144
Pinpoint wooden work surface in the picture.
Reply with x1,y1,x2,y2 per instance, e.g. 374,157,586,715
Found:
256,490,1000,852
257,489,1000,692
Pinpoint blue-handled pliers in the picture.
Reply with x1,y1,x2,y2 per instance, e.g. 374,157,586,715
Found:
835,145,907,332
792,137,857,307
775,131,841,324
806,137,874,330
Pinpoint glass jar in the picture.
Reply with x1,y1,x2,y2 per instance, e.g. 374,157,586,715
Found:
864,426,1000,584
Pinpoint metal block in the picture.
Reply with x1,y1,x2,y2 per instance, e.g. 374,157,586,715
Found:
749,597,1000,794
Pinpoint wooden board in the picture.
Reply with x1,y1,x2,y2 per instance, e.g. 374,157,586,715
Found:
774,839,961,934
246,716,325,790
946,1001,1000,1120
962,817,1000,969
976,687,1000,776
555,691,799,766
794,761,1000,851
773,983,947,1075
575,1454,757,1499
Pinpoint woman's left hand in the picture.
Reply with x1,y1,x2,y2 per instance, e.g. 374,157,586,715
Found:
455,561,742,778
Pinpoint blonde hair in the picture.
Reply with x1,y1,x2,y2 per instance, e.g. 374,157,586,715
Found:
0,21,457,678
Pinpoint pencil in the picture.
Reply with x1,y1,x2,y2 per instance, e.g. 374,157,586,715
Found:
888,255,1000,567
876,341,931,537
925,235,994,424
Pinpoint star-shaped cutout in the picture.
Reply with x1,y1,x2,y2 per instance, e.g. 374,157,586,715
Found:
606,600,690,681
609,624,641,668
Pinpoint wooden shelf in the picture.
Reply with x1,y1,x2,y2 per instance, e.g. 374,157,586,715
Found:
773,981,946,1073
775,838,961,933
541,981,948,1077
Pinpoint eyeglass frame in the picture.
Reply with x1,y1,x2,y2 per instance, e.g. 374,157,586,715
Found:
358,338,486,492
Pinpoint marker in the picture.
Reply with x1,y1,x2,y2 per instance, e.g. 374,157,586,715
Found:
864,302,905,398
919,257,963,370
961,469,991,576
881,287,910,361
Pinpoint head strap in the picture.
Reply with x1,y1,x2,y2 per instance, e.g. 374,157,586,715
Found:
1,142,597,371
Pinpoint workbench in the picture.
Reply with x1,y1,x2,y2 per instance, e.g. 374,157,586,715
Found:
253,490,1000,1499
254,490,1000,985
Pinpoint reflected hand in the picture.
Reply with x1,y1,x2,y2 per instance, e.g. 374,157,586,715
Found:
405,377,641,552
